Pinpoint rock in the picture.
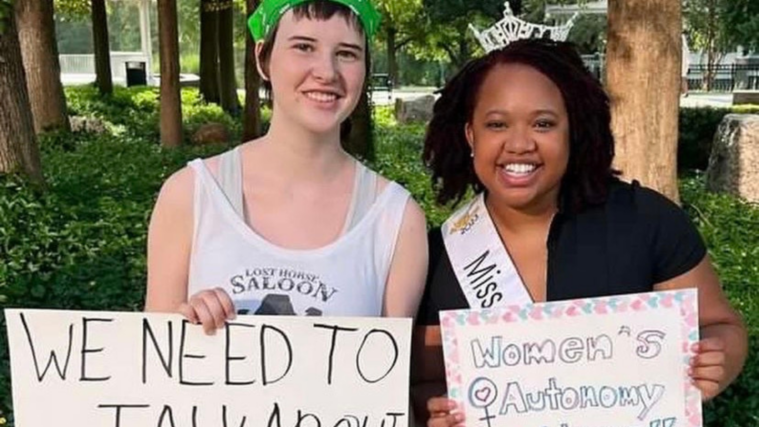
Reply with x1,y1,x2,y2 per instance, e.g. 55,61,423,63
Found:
191,122,230,145
394,95,436,124
705,114,759,203
69,116,109,134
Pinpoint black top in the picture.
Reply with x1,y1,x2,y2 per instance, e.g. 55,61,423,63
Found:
417,180,707,326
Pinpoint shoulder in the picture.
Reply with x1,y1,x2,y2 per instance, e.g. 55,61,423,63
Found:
370,169,423,223
154,165,195,215
604,179,688,222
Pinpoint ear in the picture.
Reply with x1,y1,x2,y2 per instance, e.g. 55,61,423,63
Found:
465,122,475,151
254,41,270,81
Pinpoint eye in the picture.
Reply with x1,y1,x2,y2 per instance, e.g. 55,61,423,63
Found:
293,43,314,52
534,119,556,130
485,121,507,130
337,50,360,61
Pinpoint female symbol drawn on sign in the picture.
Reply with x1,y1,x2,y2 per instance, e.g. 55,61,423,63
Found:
468,377,498,427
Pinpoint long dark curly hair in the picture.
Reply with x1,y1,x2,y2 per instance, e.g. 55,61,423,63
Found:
423,39,617,213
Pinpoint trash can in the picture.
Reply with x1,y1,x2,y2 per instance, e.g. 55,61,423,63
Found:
125,61,147,87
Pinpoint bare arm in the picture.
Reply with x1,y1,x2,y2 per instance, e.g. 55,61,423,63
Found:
382,199,429,318
145,166,236,334
145,167,195,313
655,254,748,400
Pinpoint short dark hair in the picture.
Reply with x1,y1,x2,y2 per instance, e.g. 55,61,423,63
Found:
422,39,617,213
255,0,370,94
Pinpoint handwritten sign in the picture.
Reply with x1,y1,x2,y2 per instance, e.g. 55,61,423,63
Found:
5,309,411,427
440,290,701,427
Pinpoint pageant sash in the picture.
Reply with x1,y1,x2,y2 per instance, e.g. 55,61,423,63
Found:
441,194,533,309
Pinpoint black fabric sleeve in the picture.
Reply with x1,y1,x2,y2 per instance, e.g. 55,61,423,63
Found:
635,185,707,283
416,229,444,326
415,228,470,326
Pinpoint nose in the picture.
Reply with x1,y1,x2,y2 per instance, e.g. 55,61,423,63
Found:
503,125,537,154
311,52,338,83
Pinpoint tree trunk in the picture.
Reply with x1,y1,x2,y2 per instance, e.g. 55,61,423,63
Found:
91,0,113,95
15,0,70,133
342,90,374,161
243,0,262,141
0,12,44,183
158,0,183,147
218,0,240,115
606,0,680,202
387,26,398,87
199,0,220,104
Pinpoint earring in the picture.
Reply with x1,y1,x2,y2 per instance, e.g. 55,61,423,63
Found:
470,150,474,158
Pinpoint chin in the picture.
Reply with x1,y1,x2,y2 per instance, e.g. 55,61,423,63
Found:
491,187,541,209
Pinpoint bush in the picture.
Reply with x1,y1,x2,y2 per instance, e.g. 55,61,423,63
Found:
64,85,242,144
680,174,759,426
679,105,759,172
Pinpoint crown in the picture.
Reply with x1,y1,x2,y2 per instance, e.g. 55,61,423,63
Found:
469,2,579,53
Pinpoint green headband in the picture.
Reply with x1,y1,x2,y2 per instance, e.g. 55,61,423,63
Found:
248,0,381,41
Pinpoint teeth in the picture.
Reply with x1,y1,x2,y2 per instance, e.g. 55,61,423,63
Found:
504,163,536,175
305,91,337,103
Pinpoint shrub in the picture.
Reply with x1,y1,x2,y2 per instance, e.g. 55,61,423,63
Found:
680,174,759,426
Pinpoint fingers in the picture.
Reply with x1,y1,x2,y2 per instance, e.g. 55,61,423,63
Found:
690,339,727,402
692,350,726,368
691,365,726,384
428,413,464,427
693,378,720,401
178,303,199,324
215,287,237,320
692,337,725,354
193,297,220,335
184,288,237,335
427,397,456,415
427,398,464,427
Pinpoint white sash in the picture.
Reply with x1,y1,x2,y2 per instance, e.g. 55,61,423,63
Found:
441,193,533,308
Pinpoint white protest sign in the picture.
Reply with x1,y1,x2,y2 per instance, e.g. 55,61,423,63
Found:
440,290,701,427
6,309,411,427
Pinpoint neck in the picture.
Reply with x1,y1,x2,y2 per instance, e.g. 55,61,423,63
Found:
254,111,350,182
484,193,559,236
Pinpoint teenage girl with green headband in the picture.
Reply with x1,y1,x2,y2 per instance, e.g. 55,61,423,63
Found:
145,0,428,332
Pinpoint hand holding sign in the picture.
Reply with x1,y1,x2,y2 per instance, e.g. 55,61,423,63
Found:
6,309,412,427
690,337,728,401
439,290,702,427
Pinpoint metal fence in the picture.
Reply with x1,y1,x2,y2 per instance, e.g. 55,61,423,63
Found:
686,64,759,92
580,55,759,92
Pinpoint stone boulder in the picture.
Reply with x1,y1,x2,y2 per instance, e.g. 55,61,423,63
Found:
395,95,436,124
191,122,230,145
705,114,759,203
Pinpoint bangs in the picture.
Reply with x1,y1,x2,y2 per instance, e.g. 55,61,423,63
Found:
291,0,364,35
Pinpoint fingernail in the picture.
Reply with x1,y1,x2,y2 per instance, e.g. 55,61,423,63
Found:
454,413,464,422
691,343,700,352
448,400,457,410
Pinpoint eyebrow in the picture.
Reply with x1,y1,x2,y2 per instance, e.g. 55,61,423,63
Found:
286,36,363,52
485,108,558,116
339,42,364,52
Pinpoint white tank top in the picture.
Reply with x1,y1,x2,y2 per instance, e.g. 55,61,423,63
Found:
186,151,410,317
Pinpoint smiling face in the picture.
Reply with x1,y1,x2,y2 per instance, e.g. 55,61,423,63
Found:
259,9,366,136
466,63,570,213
